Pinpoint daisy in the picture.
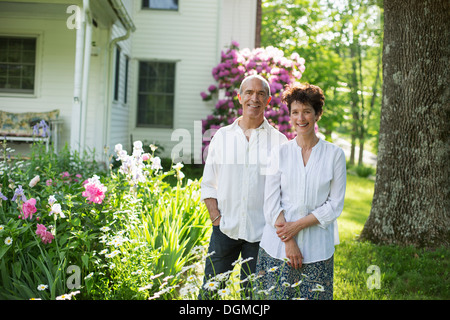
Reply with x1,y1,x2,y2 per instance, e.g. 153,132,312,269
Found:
291,280,303,288
37,284,48,291
267,266,278,273
312,284,324,292
5,237,12,245
100,226,111,232
204,280,219,291
0,225,4,232
218,288,230,297
186,275,197,282
56,293,71,300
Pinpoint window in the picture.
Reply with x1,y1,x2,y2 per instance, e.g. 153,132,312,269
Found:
0,36,37,94
137,61,175,128
142,0,178,10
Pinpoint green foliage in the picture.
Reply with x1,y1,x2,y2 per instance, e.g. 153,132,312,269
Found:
0,141,210,300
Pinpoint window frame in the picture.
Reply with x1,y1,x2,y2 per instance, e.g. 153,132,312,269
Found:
136,60,177,129
0,34,39,97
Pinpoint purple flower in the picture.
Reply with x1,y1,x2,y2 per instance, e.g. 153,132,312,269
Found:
11,185,27,203
0,191,7,201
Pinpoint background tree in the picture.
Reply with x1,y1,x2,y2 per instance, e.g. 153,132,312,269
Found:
261,0,383,162
360,0,450,248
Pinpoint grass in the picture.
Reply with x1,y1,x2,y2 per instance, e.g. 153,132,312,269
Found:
164,161,449,300
334,174,450,300
176,165,450,300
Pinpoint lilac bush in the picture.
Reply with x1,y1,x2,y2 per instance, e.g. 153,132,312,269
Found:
200,41,306,150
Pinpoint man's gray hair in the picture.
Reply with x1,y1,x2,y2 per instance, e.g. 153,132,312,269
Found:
239,74,271,97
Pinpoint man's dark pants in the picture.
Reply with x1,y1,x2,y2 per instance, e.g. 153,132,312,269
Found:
198,225,259,299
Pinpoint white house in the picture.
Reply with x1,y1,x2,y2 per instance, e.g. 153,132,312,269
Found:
0,0,257,163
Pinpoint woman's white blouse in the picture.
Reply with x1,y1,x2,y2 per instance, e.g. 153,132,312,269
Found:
260,138,347,264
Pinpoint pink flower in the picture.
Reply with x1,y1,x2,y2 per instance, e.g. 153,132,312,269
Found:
45,179,53,186
36,223,47,236
61,172,70,178
22,198,37,220
36,224,54,244
142,153,150,161
82,175,107,204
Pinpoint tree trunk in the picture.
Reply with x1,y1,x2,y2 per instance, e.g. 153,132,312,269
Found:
349,44,360,165
255,0,262,48
360,0,450,248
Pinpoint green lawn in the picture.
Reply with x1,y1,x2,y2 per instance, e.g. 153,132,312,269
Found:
334,174,450,300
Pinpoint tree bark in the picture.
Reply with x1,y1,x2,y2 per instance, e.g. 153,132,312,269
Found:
255,0,262,48
360,0,450,248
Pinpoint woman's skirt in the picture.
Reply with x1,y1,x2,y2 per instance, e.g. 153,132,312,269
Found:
254,247,334,300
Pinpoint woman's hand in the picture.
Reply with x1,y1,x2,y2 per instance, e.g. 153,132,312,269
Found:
285,239,303,269
275,221,301,242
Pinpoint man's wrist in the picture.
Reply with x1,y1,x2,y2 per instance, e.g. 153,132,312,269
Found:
211,214,221,223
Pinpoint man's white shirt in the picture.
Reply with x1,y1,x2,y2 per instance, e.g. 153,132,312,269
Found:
201,117,288,242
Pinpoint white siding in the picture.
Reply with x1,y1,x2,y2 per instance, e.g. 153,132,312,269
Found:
108,19,133,155
129,0,256,160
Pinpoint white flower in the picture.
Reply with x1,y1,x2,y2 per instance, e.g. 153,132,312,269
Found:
37,284,48,291
267,266,278,273
133,140,143,150
204,280,219,291
218,288,230,297
5,237,13,245
85,272,94,279
29,175,40,188
186,275,197,282
48,195,57,205
282,282,290,287
56,293,71,300
150,156,162,171
149,144,157,152
0,225,4,232
312,284,324,292
50,203,66,218
291,280,303,288
114,144,123,153
100,226,111,232
172,162,184,171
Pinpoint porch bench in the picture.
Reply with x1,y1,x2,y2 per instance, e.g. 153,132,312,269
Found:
0,109,61,153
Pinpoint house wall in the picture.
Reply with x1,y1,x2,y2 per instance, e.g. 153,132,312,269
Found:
0,13,76,152
128,0,257,161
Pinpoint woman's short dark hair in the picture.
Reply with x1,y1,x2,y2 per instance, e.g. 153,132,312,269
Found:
282,83,325,115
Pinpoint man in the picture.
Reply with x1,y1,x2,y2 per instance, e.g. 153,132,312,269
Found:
199,74,288,298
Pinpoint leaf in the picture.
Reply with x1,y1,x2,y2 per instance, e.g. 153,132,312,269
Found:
82,254,89,269
0,245,11,260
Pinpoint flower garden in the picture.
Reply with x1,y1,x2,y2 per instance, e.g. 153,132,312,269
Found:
0,140,214,300
1,141,309,300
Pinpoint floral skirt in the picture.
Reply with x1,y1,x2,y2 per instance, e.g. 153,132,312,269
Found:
254,248,334,300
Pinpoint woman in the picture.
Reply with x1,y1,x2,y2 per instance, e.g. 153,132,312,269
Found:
255,83,346,300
